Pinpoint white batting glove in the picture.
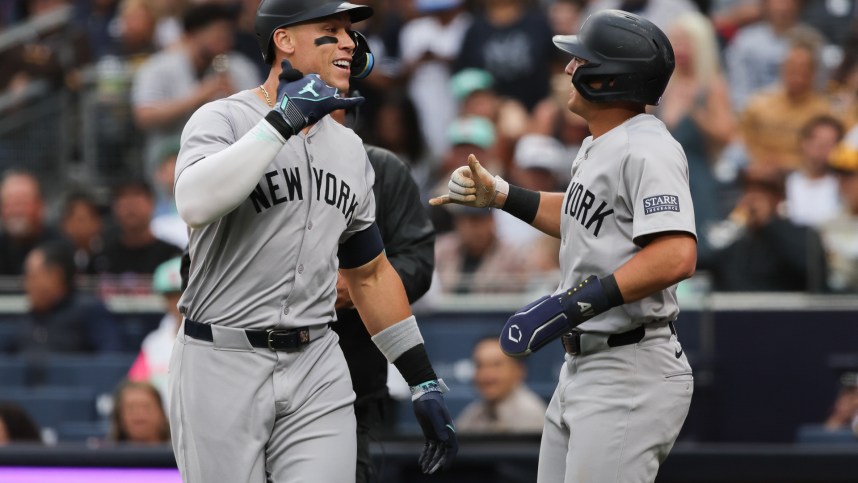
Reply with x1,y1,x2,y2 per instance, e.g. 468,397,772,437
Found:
429,154,508,209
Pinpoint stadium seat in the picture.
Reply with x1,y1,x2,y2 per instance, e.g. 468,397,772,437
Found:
0,386,97,431
55,419,111,443
0,356,27,386
41,353,137,395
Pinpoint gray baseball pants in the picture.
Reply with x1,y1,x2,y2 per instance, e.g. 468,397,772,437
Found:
168,321,357,483
537,322,693,483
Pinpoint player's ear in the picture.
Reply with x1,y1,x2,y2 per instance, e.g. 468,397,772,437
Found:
272,28,296,57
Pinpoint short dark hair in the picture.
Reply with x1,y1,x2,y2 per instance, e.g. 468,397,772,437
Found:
34,241,76,291
112,180,153,201
800,115,845,142
61,190,103,221
182,3,238,34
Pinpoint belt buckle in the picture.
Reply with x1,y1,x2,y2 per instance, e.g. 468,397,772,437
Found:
266,328,310,351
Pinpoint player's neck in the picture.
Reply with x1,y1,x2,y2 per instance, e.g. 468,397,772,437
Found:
587,106,645,138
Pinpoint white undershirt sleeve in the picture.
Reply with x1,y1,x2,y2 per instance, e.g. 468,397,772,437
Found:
175,119,286,228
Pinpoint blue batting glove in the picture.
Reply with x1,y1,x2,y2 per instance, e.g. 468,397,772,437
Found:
411,379,458,474
264,60,364,137
500,276,614,357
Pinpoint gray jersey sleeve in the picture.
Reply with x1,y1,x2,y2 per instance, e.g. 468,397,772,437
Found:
175,102,237,185
338,150,376,243
621,140,697,245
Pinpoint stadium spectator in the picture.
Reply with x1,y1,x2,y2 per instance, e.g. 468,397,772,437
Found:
11,241,122,353
829,25,858,129
708,165,828,292
107,380,170,445
494,134,565,287
580,0,698,33
59,191,105,274
455,336,546,434
399,0,471,157
440,116,500,186
149,138,188,249
657,11,736,267
0,403,42,445
91,180,182,278
454,0,554,111
432,116,500,234
450,68,529,172
739,31,833,171
127,257,183,401
725,0,814,111
433,204,532,294
823,378,858,433
819,127,858,292
131,2,260,173
0,171,58,276
363,91,434,200
785,115,844,227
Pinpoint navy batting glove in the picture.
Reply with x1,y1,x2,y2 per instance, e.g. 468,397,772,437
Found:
264,59,365,137
411,380,458,474
500,276,618,357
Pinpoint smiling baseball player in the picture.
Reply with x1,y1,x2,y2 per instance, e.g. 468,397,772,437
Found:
168,1,456,482
432,10,696,483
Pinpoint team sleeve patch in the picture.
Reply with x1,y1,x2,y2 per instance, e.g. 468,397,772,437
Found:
338,222,384,269
643,194,680,215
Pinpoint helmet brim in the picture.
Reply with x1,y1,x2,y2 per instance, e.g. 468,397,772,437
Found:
325,2,374,24
552,35,597,62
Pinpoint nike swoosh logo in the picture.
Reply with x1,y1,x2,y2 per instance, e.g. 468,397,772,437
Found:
675,347,683,359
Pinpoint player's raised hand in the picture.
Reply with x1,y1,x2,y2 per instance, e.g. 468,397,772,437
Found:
265,59,365,137
411,380,458,474
429,154,506,208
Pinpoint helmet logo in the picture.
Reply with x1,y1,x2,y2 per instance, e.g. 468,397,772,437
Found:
298,80,320,98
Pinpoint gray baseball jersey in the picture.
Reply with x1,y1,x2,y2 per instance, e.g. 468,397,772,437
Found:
557,114,696,333
175,89,376,330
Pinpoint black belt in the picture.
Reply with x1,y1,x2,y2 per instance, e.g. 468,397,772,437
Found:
561,321,676,356
184,319,323,351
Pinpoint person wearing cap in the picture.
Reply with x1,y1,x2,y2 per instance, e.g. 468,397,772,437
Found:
708,164,828,292
818,127,858,292
127,257,184,401
169,1,457,481
399,0,471,157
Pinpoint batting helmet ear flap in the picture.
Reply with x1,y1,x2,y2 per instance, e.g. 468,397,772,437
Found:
349,30,374,79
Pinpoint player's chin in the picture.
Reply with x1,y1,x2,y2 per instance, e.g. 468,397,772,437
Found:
327,66,351,92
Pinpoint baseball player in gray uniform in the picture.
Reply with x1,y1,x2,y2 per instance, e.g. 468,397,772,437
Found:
432,10,696,483
168,1,457,482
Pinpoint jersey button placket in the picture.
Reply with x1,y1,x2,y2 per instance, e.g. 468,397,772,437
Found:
297,264,304,274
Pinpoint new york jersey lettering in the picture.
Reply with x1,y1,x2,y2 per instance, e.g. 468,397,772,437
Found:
249,167,303,213
564,182,614,237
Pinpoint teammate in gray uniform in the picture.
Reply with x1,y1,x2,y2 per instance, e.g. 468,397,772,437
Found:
432,10,696,483
169,1,456,482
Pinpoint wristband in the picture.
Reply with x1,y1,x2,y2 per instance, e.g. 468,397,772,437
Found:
599,274,625,308
393,344,438,387
410,378,449,401
502,184,541,224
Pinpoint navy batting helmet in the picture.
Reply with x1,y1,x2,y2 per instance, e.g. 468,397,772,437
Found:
255,0,373,64
553,10,675,106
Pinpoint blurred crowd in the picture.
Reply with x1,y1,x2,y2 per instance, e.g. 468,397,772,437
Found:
0,0,857,298
1,0,858,445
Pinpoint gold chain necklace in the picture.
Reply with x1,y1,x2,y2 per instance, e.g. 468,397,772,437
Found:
259,85,273,107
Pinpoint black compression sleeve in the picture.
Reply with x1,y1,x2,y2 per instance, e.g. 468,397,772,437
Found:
501,184,541,224
393,344,438,387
